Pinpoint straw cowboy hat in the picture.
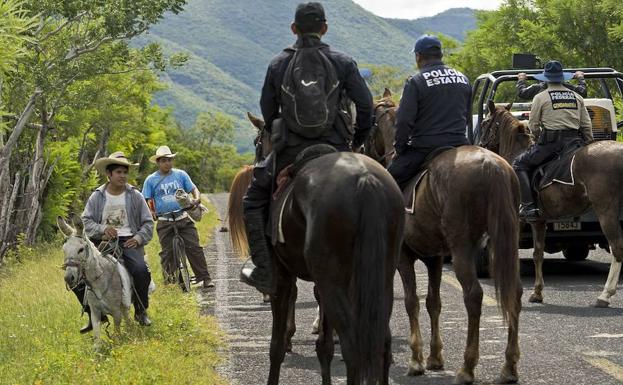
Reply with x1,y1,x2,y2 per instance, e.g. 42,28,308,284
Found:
149,145,177,164
94,152,138,175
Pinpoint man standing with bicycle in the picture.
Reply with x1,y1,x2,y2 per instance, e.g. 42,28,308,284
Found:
142,146,214,289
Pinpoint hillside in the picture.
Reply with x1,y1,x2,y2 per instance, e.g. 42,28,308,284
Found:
136,0,477,151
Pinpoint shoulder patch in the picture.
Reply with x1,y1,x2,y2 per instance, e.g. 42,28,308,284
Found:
548,90,578,110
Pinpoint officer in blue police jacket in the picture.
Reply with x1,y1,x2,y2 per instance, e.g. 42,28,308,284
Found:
388,34,471,189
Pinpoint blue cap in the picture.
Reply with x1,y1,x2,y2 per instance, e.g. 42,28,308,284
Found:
534,60,573,83
413,34,442,54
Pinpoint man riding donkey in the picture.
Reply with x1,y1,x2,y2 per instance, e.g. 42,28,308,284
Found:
143,145,214,289
239,2,374,294
75,152,154,331
513,60,593,219
388,34,472,189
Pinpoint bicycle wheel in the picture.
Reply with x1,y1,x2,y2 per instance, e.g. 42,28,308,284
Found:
173,234,191,292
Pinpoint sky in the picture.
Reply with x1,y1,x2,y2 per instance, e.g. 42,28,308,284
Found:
352,0,503,19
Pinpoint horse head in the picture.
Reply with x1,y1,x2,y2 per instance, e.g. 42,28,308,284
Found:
368,88,398,167
247,112,271,162
57,215,91,289
480,100,534,163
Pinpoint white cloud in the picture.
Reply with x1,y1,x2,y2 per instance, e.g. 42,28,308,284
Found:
352,0,503,19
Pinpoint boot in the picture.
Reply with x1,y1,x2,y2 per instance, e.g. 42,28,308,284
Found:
516,170,539,220
134,310,152,326
80,314,109,334
240,208,275,294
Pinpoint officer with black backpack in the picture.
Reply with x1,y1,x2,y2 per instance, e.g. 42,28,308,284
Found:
239,2,373,294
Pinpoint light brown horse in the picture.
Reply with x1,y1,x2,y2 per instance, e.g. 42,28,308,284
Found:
228,115,405,385
480,100,623,307
371,92,522,384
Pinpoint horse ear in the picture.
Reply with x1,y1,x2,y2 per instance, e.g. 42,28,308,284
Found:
247,112,265,130
69,213,84,235
505,103,513,111
487,100,496,114
383,88,392,98
57,216,74,237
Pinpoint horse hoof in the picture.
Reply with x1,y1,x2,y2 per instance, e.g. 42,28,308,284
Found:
528,293,543,303
593,299,610,308
262,294,271,303
406,362,425,376
453,370,474,385
285,343,293,353
498,374,519,384
426,357,445,371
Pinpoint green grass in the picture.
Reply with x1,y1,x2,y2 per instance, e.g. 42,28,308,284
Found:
0,201,227,385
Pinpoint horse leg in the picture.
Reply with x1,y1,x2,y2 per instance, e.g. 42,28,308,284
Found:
422,255,444,371
529,221,546,303
452,247,483,385
267,275,295,385
285,282,297,353
91,307,102,351
314,294,334,385
397,248,425,376
499,284,522,384
311,306,320,334
593,208,623,307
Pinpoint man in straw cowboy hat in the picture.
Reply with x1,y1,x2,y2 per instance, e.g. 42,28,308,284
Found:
142,146,214,289
78,151,155,329
513,60,593,219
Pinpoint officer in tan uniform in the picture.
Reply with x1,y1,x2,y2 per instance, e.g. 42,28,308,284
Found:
513,60,593,219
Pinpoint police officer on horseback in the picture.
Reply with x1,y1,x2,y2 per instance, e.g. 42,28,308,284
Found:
388,34,471,189
514,60,593,219
240,2,373,294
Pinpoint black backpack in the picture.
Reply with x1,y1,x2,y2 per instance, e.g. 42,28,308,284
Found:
280,46,340,138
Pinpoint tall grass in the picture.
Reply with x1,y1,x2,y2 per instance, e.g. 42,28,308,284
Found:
0,201,227,385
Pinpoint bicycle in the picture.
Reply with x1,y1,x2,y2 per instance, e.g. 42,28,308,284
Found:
162,214,192,292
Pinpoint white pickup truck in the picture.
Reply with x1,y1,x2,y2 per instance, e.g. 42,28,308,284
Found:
470,67,623,276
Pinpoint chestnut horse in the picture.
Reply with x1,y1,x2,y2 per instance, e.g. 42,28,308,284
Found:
480,100,623,307
369,91,522,385
228,115,405,385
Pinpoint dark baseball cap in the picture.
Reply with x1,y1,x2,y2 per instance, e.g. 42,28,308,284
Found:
295,2,326,25
413,34,442,54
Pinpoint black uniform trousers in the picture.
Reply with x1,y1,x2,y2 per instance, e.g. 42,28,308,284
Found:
71,236,151,314
513,130,580,172
387,147,432,190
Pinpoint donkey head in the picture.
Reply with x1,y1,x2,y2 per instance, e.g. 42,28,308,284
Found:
57,215,89,288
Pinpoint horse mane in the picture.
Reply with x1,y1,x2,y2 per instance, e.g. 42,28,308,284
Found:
495,108,534,162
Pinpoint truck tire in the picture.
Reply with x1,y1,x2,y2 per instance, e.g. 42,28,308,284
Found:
563,245,590,261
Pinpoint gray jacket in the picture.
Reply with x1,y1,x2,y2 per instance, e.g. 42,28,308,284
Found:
81,183,154,245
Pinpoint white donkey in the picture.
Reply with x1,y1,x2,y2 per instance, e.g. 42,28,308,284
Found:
58,215,132,349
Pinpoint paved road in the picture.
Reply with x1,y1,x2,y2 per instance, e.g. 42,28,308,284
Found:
205,193,623,385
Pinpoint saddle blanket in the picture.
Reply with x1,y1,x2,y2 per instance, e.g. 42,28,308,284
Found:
537,140,582,190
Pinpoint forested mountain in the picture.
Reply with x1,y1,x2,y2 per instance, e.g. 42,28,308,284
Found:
135,0,476,150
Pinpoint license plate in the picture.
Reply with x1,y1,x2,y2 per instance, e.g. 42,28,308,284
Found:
553,222,581,231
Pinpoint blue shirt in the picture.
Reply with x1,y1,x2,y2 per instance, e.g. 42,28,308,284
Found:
142,169,196,215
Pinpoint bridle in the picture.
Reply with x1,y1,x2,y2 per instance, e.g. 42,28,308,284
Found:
61,236,120,296
479,113,502,152
367,101,397,163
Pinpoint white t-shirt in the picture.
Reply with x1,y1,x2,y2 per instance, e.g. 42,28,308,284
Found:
102,191,133,237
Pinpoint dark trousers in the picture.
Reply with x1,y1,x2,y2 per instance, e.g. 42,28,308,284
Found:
157,217,210,282
387,147,432,190
71,239,151,313
243,141,350,212
513,138,571,172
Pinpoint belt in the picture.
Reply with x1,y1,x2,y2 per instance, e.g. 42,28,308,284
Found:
157,211,188,222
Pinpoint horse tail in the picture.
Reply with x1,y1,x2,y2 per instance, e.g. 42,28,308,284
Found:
353,173,391,382
227,165,254,258
486,160,521,323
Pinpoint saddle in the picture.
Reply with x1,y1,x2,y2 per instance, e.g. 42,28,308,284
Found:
270,144,338,244
532,138,583,191
403,146,456,214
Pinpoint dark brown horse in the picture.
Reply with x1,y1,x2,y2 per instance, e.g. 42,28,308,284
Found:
480,101,623,307
228,115,405,385
370,92,522,385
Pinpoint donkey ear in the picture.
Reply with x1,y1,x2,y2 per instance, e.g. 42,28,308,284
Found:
247,112,265,130
487,100,496,114
69,213,84,235
57,216,74,237
505,103,513,111
383,88,392,98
